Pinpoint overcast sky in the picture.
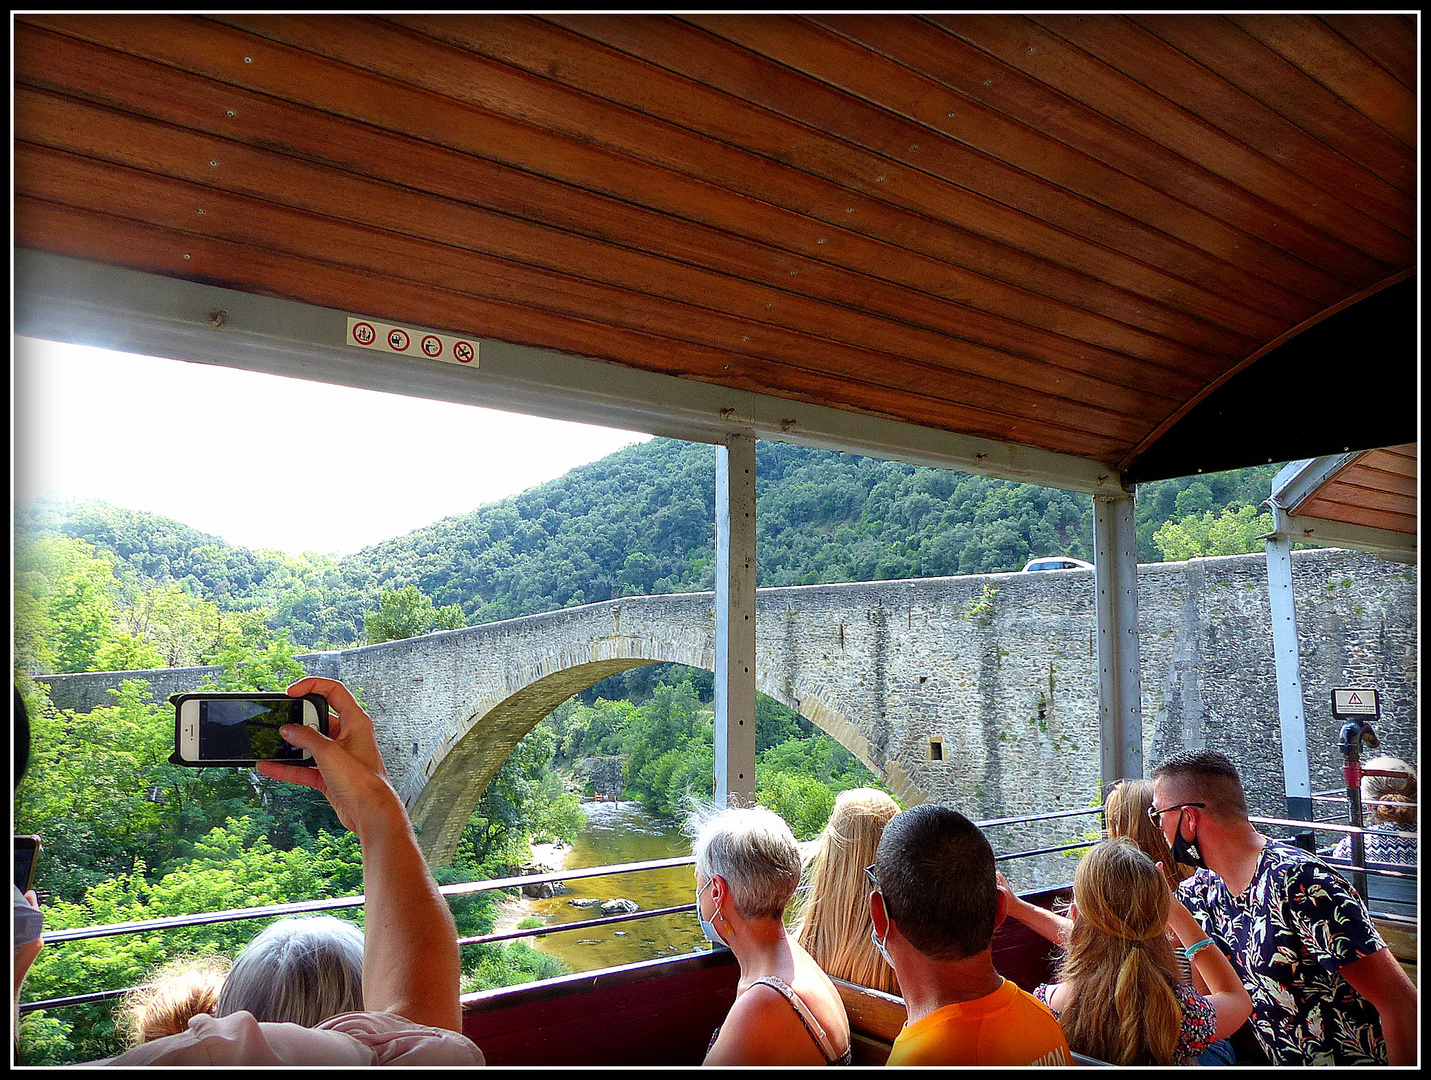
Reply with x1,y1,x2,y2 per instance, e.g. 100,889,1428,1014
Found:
13,337,651,557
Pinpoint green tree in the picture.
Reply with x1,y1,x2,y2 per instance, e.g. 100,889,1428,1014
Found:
364,584,465,643
1152,504,1274,561
14,535,121,674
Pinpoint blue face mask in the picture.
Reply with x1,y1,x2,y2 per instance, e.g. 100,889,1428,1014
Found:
697,880,728,949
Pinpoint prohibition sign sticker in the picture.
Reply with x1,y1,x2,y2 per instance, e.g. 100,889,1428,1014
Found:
345,317,479,368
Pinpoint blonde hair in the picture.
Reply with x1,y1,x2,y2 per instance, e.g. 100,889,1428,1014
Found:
792,788,900,995
1104,779,1193,887
120,955,230,1045
1362,756,1416,826
1056,839,1184,1066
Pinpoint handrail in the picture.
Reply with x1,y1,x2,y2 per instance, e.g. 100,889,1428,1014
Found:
12,803,1150,1017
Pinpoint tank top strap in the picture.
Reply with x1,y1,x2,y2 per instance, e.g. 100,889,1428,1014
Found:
748,975,849,1064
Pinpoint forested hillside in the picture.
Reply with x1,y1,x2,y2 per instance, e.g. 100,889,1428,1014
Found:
17,438,1279,656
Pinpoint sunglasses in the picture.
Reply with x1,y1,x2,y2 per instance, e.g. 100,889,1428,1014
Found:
1147,801,1206,823
863,864,880,892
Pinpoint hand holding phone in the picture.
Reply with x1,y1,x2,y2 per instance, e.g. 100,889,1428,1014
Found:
171,693,328,767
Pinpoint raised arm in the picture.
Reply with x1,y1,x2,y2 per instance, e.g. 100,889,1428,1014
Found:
1164,892,1250,1042
995,871,1072,947
257,678,461,1032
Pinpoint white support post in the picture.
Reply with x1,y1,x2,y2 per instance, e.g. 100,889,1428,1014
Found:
1265,522,1313,825
714,434,758,807
1093,493,1143,786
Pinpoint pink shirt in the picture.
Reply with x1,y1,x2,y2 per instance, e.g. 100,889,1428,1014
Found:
97,1010,485,1066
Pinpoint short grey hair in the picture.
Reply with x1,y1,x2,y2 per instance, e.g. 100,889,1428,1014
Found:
216,915,364,1027
689,804,802,920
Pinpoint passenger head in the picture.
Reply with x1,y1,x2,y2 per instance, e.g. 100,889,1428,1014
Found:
793,788,901,994
690,804,802,920
1103,779,1192,886
873,804,996,961
1361,756,1416,826
120,955,230,1044
1058,839,1182,1065
216,915,364,1027
1151,749,1248,823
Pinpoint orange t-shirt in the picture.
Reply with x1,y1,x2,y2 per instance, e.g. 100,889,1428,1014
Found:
885,978,1071,1067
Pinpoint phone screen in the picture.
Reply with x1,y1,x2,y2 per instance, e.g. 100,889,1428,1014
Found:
15,840,38,893
199,698,310,761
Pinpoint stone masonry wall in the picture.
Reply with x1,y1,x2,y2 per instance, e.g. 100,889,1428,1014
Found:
40,549,1415,877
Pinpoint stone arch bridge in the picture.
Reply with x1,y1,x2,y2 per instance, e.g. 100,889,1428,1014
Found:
41,550,1416,867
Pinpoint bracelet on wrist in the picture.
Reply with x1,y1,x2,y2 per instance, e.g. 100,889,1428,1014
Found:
1182,937,1216,961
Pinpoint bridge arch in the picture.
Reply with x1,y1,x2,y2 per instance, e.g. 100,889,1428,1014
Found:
402,599,892,865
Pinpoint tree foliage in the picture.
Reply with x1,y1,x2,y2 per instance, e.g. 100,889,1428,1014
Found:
1152,504,1275,561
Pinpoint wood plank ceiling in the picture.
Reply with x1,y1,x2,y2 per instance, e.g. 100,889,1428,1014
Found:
12,13,1418,480
1292,445,1418,539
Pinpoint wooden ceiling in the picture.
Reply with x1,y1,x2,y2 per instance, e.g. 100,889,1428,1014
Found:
1291,445,1418,539
12,13,1418,480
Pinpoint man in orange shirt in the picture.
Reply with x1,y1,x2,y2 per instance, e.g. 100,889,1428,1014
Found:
868,804,1070,1066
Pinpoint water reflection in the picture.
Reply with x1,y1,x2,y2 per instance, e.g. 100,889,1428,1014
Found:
527,800,711,973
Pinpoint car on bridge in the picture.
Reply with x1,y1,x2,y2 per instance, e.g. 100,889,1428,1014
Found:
1021,556,1095,572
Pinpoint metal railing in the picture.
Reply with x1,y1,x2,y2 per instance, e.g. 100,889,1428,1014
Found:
18,805,1101,1016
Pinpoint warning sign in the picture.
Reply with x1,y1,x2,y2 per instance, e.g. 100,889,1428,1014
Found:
1331,688,1379,719
346,317,479,369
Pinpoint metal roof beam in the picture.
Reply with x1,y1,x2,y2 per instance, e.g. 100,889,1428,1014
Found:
1266,455,1360,516
1264,455,1417,563
15,250,1123,496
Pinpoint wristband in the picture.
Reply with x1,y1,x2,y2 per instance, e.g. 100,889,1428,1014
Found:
1183,937,1216,961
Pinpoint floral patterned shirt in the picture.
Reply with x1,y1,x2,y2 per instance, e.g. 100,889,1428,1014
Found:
1033,978,1215,1064
1178,841,1388,1065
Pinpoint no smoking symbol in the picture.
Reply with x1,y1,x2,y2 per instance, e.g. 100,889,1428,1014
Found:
454,341,475,363
421,336,443,357
352,322,376,346
387,328,410,351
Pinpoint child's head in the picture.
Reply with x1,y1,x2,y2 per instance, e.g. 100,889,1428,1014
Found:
1071,836,1169,945
121,955,231,1044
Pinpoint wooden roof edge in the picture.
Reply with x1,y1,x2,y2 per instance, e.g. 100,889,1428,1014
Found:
14,248,1127,497
1283,516,1417,564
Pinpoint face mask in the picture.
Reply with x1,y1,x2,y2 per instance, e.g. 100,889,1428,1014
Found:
870,924,894,969
1171,809,1209,870
697,880,728,949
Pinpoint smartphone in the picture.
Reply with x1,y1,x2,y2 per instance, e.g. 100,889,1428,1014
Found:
171,693,328,767
15,835,41,893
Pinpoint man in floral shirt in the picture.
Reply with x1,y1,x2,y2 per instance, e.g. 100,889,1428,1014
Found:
1151,750,1416,1065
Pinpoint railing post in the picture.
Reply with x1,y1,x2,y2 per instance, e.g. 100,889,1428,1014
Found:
1093,492,1142,786
714,434,757,806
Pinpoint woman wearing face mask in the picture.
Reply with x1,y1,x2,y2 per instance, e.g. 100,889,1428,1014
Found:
688,804,852,1065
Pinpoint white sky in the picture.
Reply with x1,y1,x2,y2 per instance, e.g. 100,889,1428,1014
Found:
13,337,652,557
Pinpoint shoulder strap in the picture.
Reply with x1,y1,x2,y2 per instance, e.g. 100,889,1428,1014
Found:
749,976,846,1064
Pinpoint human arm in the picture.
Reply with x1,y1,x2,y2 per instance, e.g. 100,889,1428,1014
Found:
995,870,1072,946
13,890,43,1040
1165,894,1250,1041
1338,948,1417,1065
256,678,461,1032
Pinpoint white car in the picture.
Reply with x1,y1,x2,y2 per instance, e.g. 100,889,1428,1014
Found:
1021,556,1095,572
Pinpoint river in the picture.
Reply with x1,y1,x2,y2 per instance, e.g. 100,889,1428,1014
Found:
525,799,710,973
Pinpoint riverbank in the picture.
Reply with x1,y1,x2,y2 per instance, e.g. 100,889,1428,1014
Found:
491,839,573,938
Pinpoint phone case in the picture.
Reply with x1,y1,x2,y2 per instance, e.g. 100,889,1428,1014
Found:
168,692,329,767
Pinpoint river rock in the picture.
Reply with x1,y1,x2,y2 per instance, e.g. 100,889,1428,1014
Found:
522,880,561,899
568,897,603,908
601,898,639,915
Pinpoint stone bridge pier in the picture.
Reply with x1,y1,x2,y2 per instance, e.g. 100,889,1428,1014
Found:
39,550,1416,870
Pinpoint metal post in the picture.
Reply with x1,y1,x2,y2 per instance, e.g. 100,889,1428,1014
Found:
1265,529,1314,831
714,434,757,806
1093,493,1142,786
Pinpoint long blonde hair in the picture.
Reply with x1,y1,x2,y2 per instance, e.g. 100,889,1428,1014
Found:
791,788,900,995
1056,839,1184,1066
1104,778,1193,887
